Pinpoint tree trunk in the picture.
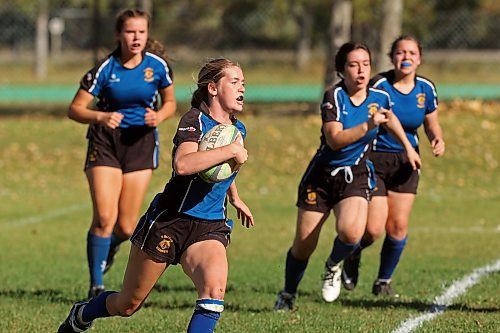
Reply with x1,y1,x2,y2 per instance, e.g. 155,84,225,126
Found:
324,0,352,87
137,0,153,15
376,0,403,73
35,0,49,80
293,3,313,71
92,0,101,65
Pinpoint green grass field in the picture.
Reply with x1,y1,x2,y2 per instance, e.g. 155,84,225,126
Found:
0,101,499,332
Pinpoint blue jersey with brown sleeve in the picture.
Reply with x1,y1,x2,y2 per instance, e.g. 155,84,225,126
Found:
370,70,438,152
157,104,246,221
79,50,173,128
313,83,391,167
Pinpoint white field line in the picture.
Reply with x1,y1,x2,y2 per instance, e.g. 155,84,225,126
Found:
392,259,500,333
0,203,88,230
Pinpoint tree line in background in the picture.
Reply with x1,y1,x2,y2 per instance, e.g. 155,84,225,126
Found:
1,0,499,83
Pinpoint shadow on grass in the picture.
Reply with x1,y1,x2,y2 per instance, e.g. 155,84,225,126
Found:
3,287,497,314
0,288,75,303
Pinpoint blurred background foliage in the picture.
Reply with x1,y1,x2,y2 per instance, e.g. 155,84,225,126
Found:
1,0,498,53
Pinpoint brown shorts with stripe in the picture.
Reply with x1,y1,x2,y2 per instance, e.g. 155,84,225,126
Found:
370,151,420,196
84,124,159,173
130,201,232,265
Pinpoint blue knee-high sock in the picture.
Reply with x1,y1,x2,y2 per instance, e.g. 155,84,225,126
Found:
284,249,309,294
352,238,374,256
327,237,360,267
110,232,126,251
377,235,408,280
187,299,223,333
81,291,116,322
87,232,111,286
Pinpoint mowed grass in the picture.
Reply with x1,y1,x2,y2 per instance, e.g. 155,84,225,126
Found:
0,101,499,332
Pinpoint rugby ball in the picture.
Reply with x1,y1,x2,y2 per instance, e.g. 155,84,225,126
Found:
198,124,243,183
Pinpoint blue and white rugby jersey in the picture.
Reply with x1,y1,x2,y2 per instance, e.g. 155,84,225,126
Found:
313,83,391,168
80,50,173,128
370,70,438,152
157,103,246,221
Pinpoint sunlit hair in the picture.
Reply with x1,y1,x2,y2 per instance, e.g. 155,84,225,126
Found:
113,8,168,60
335,41,371,78
388,35,423,58
191,58,241,108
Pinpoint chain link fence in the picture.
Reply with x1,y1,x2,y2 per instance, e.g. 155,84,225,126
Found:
0,0,499,62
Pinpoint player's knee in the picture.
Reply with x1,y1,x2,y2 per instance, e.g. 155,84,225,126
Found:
386,219,408,239
387,228,407,240
201,286,226,301
115,224,135,238
365,225,384,241
93,211,118,229
338,229,363,245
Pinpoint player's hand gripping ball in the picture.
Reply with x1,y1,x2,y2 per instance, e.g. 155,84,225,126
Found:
198,124,243,183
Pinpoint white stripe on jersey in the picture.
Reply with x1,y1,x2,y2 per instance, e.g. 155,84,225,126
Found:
178,179,195,212
197,112,203,142
146,52,173,84
354,143,370,166
371,77,387,88
333,86,343,121
88,58,112,94
369,87,393,106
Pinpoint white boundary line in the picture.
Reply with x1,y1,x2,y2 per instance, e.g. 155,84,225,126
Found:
0,203,88,230
392,259,500,333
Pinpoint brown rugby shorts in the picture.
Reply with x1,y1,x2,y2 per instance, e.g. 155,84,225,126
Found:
370,150,420,195
84,124,159,173
296,161,372,213
130,206,232,265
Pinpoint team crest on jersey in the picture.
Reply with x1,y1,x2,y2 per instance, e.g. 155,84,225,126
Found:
416,93,426,108
305,188,317,205
368,103,379,116
156,235,173,254
144,67,154,82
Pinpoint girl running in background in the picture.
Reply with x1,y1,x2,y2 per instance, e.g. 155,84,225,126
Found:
66,8,176,298
274,41,421,310
341,35,445,296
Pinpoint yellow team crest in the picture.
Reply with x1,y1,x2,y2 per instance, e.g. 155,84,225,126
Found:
305,188,317,205
143,67,154,82
367,103,379,117
416,93,426,108
156,235,173,254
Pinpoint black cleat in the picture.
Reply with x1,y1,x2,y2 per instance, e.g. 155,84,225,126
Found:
274,290,296,311
57,300,92,333
103,244,121,275
87,285,105,299
342,252,361,291
372,279,399,297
